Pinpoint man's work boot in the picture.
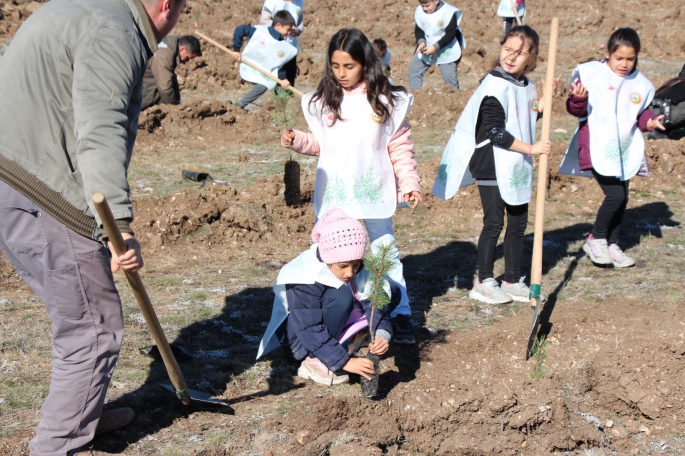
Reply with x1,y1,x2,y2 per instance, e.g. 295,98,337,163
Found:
95,407,135,435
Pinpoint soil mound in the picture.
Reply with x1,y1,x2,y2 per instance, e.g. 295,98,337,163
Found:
131,173,316,253
264,300,685,455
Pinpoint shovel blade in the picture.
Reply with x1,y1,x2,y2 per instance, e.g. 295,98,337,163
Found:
159,383,231,406
526,295,543,360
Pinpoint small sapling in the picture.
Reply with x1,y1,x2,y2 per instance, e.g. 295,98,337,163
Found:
272,87,300,205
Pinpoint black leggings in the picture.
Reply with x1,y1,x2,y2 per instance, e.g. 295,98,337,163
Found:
591,170,630,245
477,185,528,283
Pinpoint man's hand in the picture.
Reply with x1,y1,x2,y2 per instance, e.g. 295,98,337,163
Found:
108,233,144,273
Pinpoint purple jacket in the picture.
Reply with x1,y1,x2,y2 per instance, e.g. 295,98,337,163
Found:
566,78,655,171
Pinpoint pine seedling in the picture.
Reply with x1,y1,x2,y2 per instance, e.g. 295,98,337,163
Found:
529,335,548,379
363,243,397,342
271,86,296,160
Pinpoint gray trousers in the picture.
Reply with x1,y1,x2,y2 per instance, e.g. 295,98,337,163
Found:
236,83,268,108
0,180,123,456
408,52,459,90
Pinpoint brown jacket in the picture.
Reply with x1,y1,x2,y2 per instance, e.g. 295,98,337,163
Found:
142,35,181,110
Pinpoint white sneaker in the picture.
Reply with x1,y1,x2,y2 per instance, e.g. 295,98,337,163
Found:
297,357,349,386
501,276,546,303
469,278,513,305
609,244,635,268
582,235,612,265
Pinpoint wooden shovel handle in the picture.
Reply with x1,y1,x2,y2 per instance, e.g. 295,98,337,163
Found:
509,0,523,26
529,18,559,307
92,193,191,405
194,30,304,97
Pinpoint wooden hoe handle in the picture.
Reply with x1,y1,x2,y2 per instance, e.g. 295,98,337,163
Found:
92,193,191,405
194,30,304,97
510,0,523,26
529,18,559,308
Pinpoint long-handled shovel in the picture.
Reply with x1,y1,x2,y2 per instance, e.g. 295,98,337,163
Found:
526,18,558,360
92,193,229,406
509,0,523,26
194,30,304,97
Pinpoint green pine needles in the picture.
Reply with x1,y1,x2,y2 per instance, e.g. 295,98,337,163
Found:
529,335,548,379
363,243,397,342
271,86,296,160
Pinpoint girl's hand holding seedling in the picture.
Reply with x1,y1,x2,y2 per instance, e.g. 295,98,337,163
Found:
342,357,375,380
403,191,422,209
369,336,389,356
647,115,666,131
281,128,296,148
569,81,587,97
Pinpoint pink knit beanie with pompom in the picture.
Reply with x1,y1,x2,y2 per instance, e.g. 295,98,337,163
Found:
311,208,367,264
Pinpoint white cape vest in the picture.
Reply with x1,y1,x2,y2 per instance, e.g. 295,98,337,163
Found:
302,90,413,219
497,0,525,18
239,25,298,90
256,244,345,359
414,3,466,65
262,0,303,50
558,62,654,181
433,73,537,206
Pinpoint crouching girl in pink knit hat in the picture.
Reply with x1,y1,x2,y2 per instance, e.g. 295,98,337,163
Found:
256,208,400,386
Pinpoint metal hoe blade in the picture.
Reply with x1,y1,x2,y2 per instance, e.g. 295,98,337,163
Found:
526,285,543,360
159,383,231,406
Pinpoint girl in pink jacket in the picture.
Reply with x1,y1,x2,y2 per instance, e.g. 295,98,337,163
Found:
281,28,421,345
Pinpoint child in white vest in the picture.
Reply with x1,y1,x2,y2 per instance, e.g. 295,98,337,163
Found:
559,28,665,268
373,38,392,81
257,208,399,386
260,0,304,86
497,0,525,37
433,26,555,305
408,0,466,90
231,11,297,110
281,28,422,344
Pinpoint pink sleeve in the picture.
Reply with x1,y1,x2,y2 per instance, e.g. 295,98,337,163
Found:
637,107,656,132
284,129,321,156
388,119,421,199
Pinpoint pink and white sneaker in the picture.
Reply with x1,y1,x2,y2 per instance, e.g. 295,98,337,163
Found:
609,244,635,268
297,357,349,386
582,234,612,265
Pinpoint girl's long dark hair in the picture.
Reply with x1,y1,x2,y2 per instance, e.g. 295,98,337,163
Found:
309,28,406,125
656,77,685,98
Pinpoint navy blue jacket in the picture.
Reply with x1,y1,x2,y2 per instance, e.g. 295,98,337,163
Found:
283,281,396,371
232,24,282,52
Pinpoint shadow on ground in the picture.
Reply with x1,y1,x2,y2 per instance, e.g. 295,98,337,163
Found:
96,202,678,451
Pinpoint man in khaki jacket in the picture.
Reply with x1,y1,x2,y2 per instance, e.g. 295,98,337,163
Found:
142,35,202,110
0,0,185,454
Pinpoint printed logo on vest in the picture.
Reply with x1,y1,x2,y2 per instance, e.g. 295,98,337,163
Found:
532,99,539,113
630,93,642,104
259,41,266,46
371,112,382,124
437,20,444,27
277,50,286,58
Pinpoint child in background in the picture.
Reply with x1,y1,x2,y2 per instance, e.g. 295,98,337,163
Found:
231,10,297,110
559,28,665,268
373,38,393,81
281,28,422,344
433,26,554,305
409,0,466,90
497,0,525,37
260,0,304,86
257,209,399,386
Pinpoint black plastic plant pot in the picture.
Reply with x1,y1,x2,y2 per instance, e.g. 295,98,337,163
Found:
284,160,301,206
360,352,380,398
